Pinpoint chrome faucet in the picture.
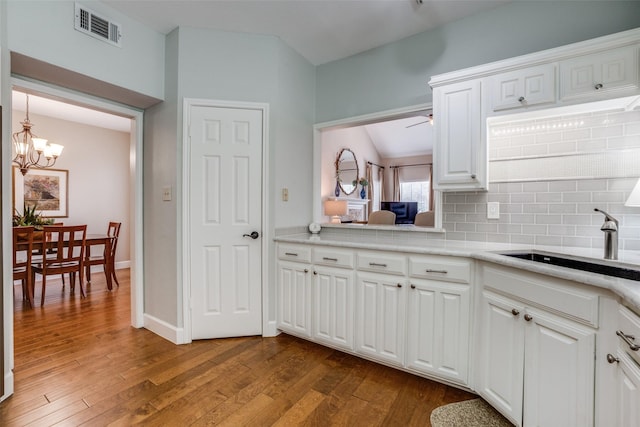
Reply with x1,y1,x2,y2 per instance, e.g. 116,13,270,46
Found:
594,208,619,260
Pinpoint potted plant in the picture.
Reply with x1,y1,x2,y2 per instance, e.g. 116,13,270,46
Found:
13,203,54,239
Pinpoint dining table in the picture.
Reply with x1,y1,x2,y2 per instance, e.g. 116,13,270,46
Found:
15,233,117,301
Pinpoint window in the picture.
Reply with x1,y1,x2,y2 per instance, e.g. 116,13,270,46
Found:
400,181,430,212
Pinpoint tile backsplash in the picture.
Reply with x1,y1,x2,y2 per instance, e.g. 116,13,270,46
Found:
443,105,640,250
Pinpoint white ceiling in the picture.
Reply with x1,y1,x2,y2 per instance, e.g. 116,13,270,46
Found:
103,0,510,65
364,114,434,158
14,1,509,139
11,91,132,133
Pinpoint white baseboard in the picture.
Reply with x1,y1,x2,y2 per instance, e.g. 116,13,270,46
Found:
263,320,278,337
1,370,14,403
143,313,185,344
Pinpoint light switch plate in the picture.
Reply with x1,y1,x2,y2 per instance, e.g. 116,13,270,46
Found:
487,202,500,219
162,186,172,201
282,188,289,201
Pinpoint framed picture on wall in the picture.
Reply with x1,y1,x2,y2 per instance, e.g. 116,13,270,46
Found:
13,167,69,218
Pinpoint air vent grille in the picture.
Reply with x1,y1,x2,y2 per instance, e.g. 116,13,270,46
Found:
74,3,121,47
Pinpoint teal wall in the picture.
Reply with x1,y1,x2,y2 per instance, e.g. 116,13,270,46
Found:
143,27,315,326
316,1,640,123
6,0,165,100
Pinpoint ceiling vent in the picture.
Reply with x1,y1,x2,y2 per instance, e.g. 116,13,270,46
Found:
74,3,122,47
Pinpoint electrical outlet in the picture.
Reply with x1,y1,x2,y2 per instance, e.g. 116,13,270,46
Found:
282,188,289,202
487,202,499,219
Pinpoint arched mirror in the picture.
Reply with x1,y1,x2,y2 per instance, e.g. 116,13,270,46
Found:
335,148,359,195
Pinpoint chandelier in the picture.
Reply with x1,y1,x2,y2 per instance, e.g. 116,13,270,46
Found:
13,95,64,176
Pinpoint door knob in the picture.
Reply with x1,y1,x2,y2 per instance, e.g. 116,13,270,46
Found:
243,231,260,239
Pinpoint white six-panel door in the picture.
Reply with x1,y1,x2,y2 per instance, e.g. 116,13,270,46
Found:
189,105,263,339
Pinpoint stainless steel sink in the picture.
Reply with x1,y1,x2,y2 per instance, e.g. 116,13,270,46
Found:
498,250,640,281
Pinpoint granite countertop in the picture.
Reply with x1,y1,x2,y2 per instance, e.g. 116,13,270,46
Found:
274,232,640,313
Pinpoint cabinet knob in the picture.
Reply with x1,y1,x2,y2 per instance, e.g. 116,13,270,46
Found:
518,96,525,103
511,309,520,316
410,284,416,289
606,353,620,364
524,314,533,322
397,283,402,288
594,83,604,90
313,271,318,275
470,174,476,180
304,269,308,273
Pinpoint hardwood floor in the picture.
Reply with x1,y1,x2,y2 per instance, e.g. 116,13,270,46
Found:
2,270,476,426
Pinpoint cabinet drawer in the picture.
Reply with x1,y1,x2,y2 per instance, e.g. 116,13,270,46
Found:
409,255,471,283
481,264,599,328
312,247,354,269
618,305,640,365
277,244,311,263
357,251,406,275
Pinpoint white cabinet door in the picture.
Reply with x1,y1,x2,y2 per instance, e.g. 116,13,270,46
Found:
560,45,639,100
523,307,595,427
406,279,471,385
477,291,525,426
614,351,640,427
312,266,354,351
490,64,556,111
355,272,406,366
433,79,486,191
277,260,312,337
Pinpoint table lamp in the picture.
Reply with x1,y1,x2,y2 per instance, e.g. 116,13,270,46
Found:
625,178,640,207
324,200,347,223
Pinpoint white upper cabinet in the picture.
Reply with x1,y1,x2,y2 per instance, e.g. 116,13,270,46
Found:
429,28,639,192
560,45,639,100
432,79,486,191
490,64,556,111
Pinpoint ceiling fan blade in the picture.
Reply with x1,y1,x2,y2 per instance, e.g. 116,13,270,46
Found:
406,120,429,128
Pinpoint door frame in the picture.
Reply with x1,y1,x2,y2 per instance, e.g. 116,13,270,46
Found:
181,98,270,344
2,78,144,399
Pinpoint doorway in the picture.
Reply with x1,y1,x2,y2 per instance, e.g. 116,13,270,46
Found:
2,78,144,398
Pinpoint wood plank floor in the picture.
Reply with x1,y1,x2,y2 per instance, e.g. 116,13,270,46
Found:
2,270,476,426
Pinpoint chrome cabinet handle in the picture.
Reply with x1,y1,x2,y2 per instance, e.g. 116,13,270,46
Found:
617,330,640,351
594,83,603,90
518,96,525,102
524,314,533,322
607,353,620,364
426,269,448,274
511,309,520,316
285,252,298,257
369,262,387,267
323,257,338,262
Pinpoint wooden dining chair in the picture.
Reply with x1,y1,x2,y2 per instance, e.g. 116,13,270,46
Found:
13,226,35,307
32,224,87,306
85,221,121,287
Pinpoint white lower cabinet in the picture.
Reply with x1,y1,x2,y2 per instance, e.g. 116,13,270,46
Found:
277,259,312,337
479,290,596,427
612,351,640,426
608,305,640,426
312,265,354,351
355,271,406,367
406,279,470,385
